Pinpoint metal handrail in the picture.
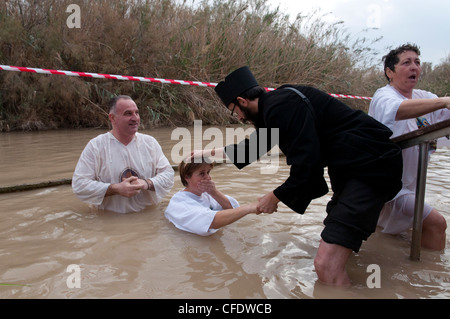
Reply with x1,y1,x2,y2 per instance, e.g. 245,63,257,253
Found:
391,118,450,260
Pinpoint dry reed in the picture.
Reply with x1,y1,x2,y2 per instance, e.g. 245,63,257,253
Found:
0,0,448,131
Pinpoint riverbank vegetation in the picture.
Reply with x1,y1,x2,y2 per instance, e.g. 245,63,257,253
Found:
0,0,449,131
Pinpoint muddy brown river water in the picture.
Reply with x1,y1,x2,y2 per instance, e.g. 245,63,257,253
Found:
0,126,449,299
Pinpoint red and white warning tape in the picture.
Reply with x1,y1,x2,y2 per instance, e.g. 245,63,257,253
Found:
0,64,372,100
0,64,217,88
328,93,372,100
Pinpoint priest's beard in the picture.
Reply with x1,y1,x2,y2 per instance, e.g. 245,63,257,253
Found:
240,106,259,126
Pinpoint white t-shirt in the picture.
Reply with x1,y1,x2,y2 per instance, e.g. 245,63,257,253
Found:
165,191,240,236
368,85,450,233
72,132,174,213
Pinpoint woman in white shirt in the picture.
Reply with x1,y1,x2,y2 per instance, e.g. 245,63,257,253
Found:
369,43,450,250
165,158,260,236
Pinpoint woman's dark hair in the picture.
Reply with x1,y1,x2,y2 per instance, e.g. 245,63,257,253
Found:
382,43,421,82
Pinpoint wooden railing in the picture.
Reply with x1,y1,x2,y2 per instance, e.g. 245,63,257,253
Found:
391,118,450,260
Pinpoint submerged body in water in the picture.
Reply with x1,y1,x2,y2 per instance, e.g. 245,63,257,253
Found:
0,128,449,298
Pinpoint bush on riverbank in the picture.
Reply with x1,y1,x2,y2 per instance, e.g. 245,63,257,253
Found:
0,0,448,131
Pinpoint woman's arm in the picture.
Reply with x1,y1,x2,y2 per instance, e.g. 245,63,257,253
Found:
396,97,450,120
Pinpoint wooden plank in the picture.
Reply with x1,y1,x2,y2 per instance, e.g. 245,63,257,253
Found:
392,118,450,149
0,179,72,194
0,162,230,194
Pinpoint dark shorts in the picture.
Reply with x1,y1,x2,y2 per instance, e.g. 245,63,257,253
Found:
321,178,395,253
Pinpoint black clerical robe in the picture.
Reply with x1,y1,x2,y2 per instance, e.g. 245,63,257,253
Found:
224,85,403,214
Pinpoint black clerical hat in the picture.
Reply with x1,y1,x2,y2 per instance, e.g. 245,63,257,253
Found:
215,66,259,107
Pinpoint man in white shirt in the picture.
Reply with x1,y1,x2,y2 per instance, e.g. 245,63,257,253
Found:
72,95,174,213
369,43,450,250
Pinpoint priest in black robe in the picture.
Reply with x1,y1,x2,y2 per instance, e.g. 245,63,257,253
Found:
195,66,403,286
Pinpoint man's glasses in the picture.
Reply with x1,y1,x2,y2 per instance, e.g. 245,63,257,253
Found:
230,101,239,116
